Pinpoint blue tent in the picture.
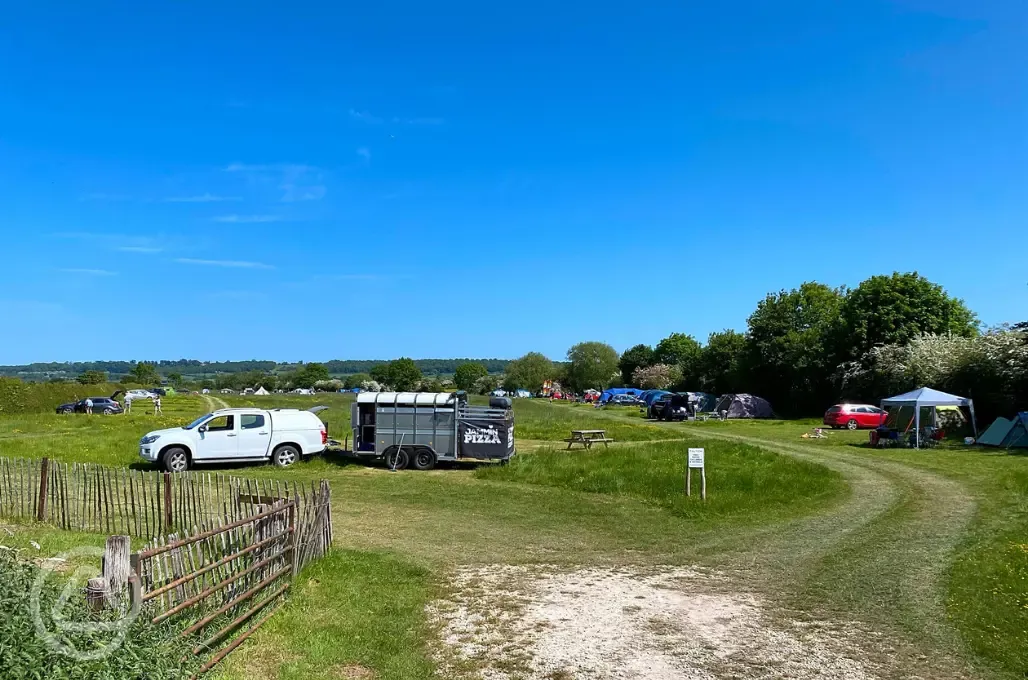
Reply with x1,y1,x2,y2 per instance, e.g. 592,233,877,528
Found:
600,387,645,403
639,390,671,406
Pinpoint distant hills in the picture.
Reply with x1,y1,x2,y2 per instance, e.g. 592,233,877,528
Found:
0,358,511,381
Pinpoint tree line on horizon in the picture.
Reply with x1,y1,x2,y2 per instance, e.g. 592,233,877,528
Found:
453,272,1026,420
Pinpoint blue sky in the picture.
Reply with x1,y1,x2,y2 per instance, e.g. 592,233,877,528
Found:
0,1,1025,364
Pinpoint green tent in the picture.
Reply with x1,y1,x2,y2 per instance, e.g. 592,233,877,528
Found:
978,417,1014,447
978,413,1028,449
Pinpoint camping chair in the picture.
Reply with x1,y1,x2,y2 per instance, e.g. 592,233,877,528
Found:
921,427,946,448
872,427,901,448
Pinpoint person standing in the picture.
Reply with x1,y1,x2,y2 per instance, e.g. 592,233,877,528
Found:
84,398,93,415
124,394,133,413
153,394,162,415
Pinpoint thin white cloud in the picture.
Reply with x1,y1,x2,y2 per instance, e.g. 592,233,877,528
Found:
349,109,443,126
391,116,445,125
163,193,242,203
117,246,163,254
356,147,371,163
348,108,383,124
224,162,315,173
224,163,326,202
58,268,117,276
281,184,326,202
213,214,282,223
175,258,275,270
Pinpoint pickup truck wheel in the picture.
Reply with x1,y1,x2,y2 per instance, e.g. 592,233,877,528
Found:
411,448,436,471
384,447,409,471
273,445,299,467
162,447,189,473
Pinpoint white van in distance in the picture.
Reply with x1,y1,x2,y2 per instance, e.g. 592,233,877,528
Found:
140,407,328,472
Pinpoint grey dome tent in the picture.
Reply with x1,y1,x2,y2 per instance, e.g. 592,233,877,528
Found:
880,387,977,449
713,393,774,419
977,413,1028,449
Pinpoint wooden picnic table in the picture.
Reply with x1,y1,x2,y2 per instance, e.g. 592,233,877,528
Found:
564,429,615,449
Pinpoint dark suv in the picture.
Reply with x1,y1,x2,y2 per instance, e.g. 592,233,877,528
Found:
56,396,124,415
650,393,691,421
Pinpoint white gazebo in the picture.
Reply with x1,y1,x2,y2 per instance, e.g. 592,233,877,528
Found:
880,387,977,448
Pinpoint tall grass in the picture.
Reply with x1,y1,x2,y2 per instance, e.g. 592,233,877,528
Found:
478,439,847,523
0,378,123,415
511,399,673,442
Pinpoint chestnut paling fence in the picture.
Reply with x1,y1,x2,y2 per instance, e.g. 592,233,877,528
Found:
0,455,333,675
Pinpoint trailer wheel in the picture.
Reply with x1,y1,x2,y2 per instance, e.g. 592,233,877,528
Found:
385,447,409,471
411,448,436,471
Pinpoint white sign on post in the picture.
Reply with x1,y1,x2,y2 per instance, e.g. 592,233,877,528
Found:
685,448,707,500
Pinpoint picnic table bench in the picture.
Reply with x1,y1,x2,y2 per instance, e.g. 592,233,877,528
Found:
564,429,615,449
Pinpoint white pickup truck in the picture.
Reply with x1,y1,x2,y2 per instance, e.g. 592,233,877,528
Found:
139,407,328,472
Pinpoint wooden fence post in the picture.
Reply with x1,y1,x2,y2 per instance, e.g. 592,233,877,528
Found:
163,473,173,530
128,552,142,614
36,457,49,521
103,535,132,608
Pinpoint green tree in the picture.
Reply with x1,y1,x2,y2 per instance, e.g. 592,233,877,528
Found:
387,357,422,391
653,333,703,387
474,374,499,395
565,342,619,392
503,352,554,392
343,373,370,390
76,370,107,385
166,372,183,388
369,364,391,385
746,282,844,415
618,344,655,386
699,330,748,395
128,362,161,386
292,363,330,389
454,362,488,391
840,272,978,360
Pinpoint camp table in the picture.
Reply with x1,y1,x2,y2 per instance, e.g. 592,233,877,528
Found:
564,429,614,449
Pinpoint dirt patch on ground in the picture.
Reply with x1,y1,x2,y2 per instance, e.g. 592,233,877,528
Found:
429,565,882,680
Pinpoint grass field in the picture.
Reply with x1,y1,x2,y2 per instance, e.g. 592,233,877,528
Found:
2,394,1027,678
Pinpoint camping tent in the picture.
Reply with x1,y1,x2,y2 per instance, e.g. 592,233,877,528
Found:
515,389,532,398
639,390,671,406
599,387,645,404
713,394,774,419
978,413,1028,448
253,386,269,396
880,387,977,448
684,392,717,413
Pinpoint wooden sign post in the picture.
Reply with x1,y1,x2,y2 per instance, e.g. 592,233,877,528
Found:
686,448,706,500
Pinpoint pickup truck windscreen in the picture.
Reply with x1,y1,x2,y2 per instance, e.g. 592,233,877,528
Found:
184,414,213,430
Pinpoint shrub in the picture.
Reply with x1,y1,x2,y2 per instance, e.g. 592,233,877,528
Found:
0,549,195,679
0,378,119,415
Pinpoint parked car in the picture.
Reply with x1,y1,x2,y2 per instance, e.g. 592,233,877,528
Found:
125,389,156,401
139,407,329,472
56,396,123,415
607,394,642,407
823,404,887,430
650,393,690,420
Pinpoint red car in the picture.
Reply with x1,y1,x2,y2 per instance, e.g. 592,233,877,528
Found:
823,403,887,430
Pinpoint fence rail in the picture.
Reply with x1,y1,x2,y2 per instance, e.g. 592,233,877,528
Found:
0,456,332,569
1,453,334,677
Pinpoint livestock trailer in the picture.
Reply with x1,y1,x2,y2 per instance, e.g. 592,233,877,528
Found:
350,392,515,470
